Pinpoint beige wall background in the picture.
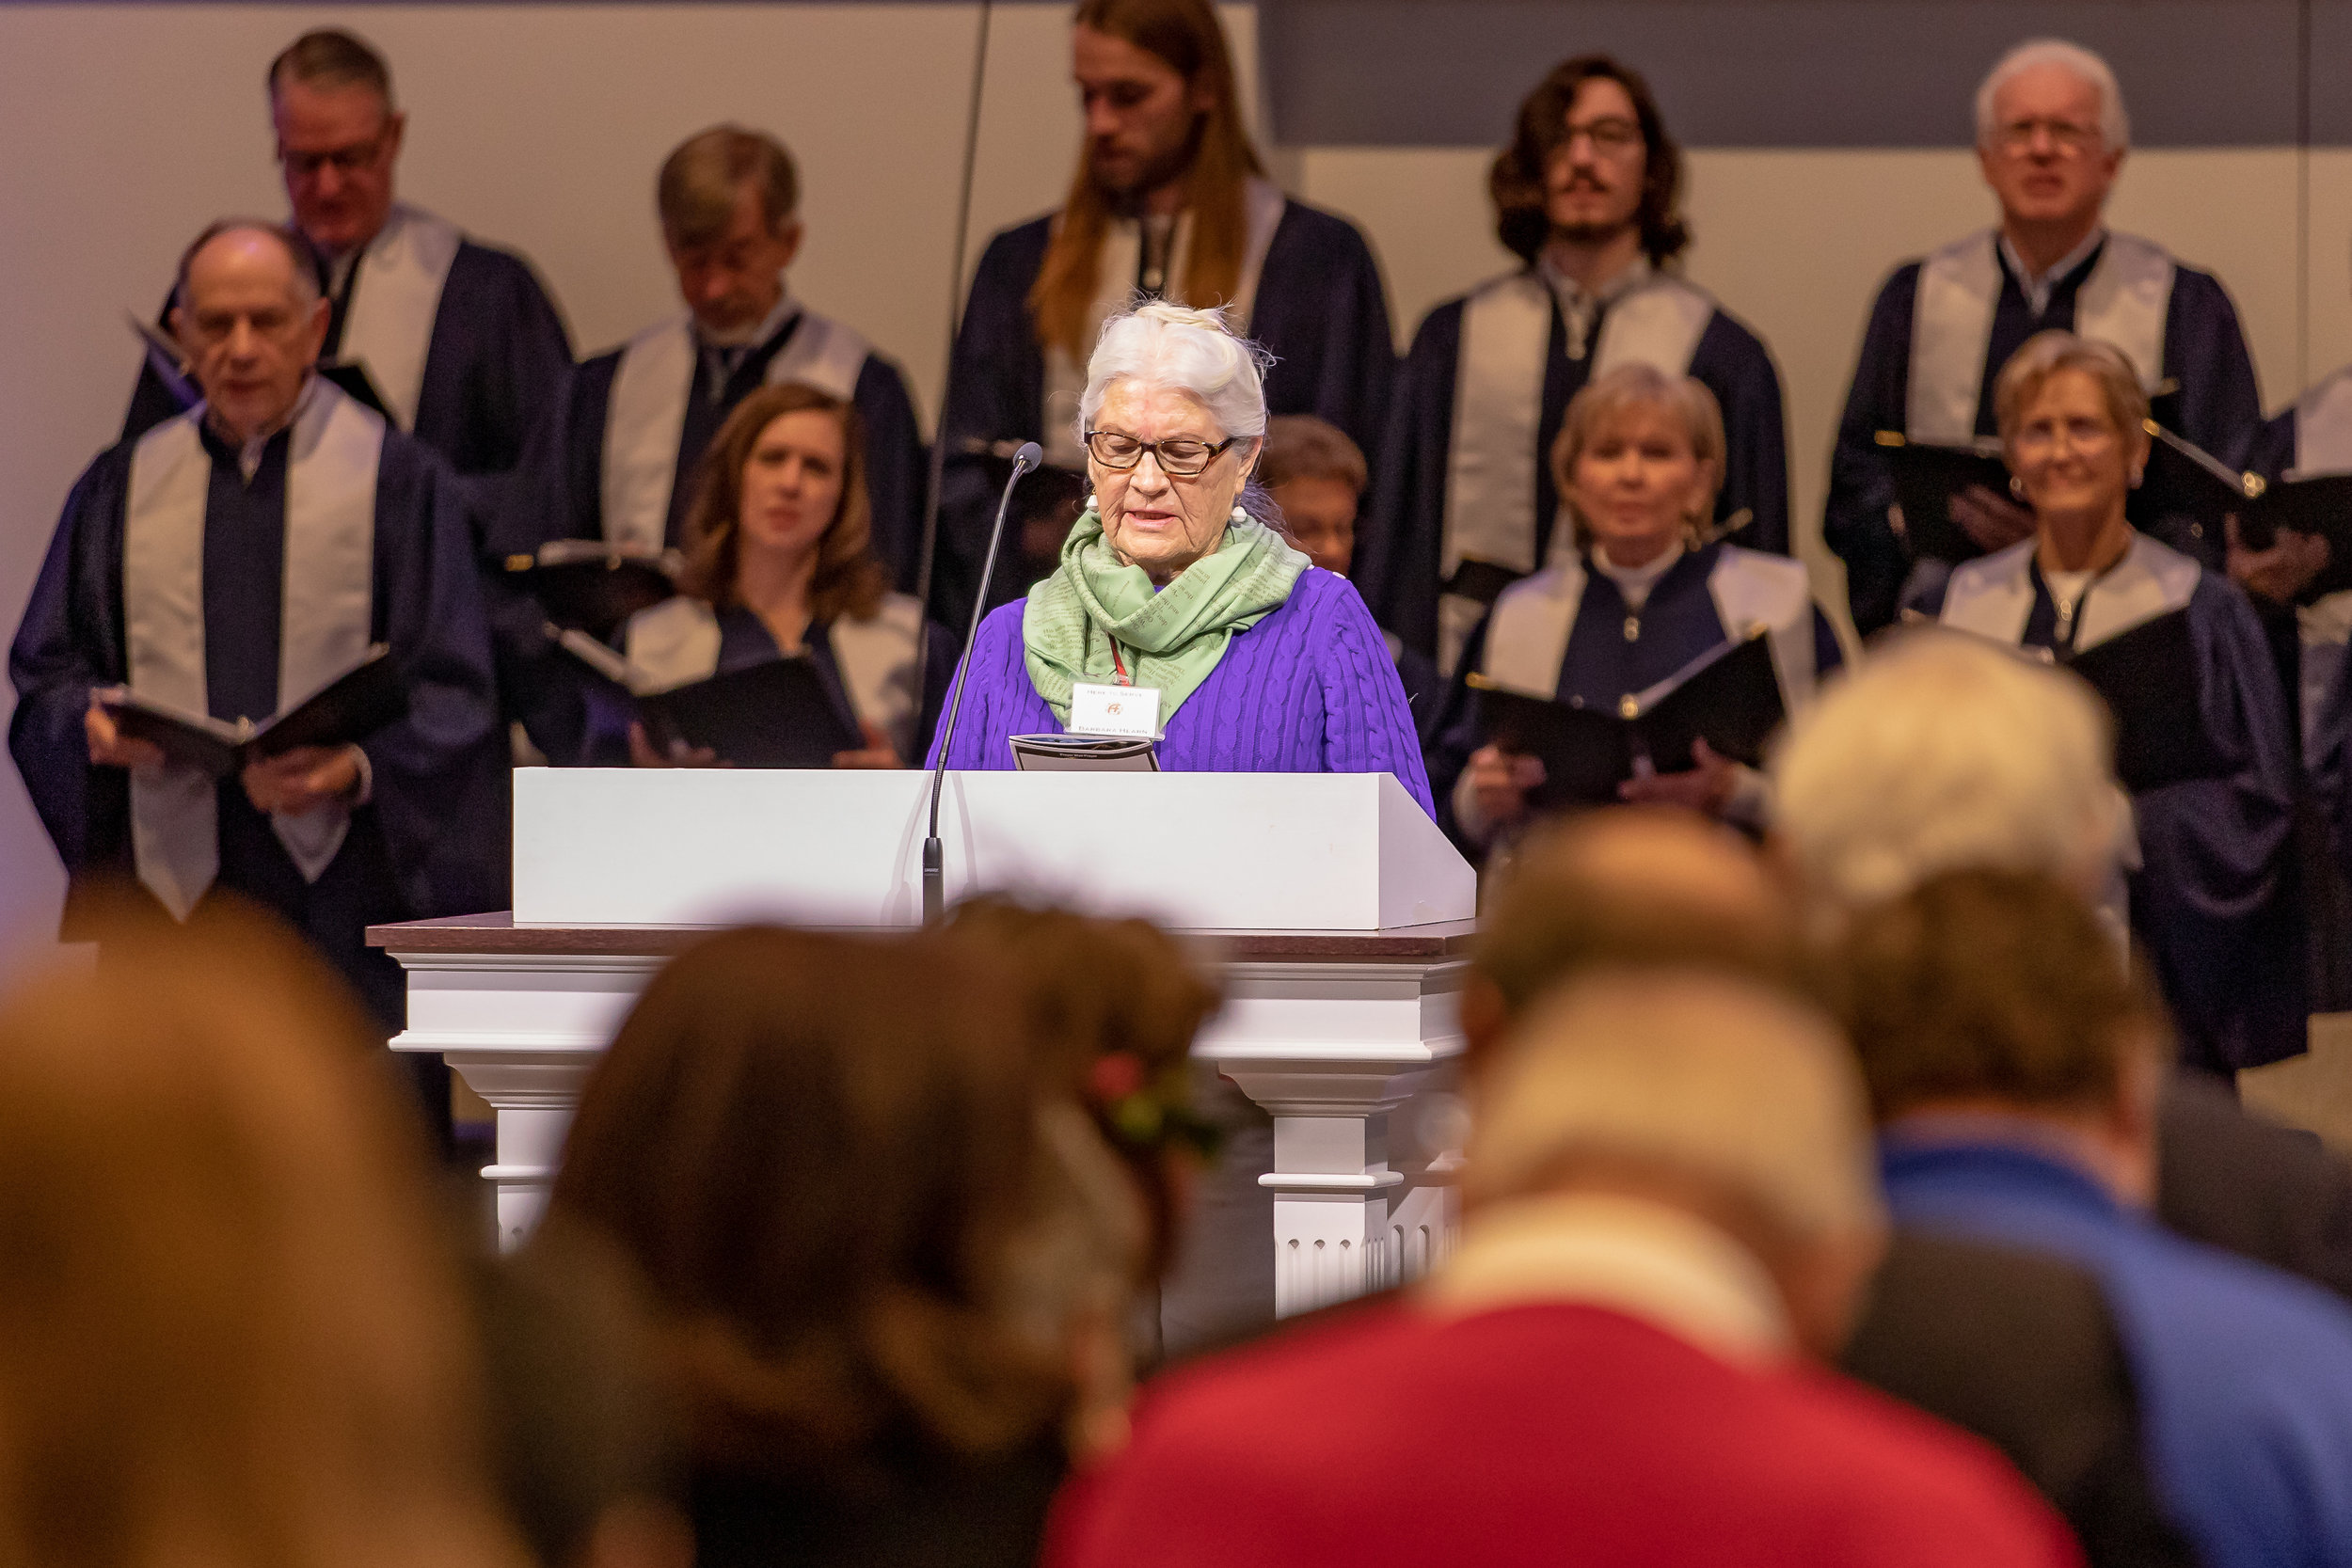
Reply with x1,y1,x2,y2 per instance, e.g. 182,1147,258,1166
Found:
5,3,2350,974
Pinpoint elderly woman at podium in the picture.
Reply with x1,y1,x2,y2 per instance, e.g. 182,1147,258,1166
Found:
1430,363,1839,850
925,302,1433,814
593,383,952,768
1905,330,2300,1078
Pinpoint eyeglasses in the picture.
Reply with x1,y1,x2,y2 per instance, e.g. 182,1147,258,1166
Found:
1994,118,2102,156
2010,417,2121,458
278,133,390,180
1084,430,1240,478
1563,117,1644,156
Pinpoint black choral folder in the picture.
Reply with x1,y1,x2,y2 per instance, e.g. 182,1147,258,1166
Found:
95,643,406,778
633,657,862,769
1877,432,2012,566
509,541,683,641
2137,422,2352,556
1470,630,1786,809
2061,610,2227,792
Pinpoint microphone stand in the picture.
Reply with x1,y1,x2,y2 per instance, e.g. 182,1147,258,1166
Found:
923,442,1039,923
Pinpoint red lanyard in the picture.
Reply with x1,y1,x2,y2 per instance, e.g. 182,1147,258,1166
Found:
1110,642,1134,687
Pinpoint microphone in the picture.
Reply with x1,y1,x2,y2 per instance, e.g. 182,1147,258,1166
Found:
923,439,1041,923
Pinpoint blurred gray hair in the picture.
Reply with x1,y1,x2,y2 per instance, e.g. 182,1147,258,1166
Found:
1975,38,2130,152
1772,629,2127,911
1078,299,1273,447
1468,972,1884,1245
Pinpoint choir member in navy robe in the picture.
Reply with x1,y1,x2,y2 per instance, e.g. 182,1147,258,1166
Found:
497,126,926,588
121,30,571,537
1907,332,2300,1073
2249,364,2352,1011
8,222,506,1138
931,0,1395,632
585,384,952,770
1257,416,1446,747
1431,365,1836,857
1358,55,1790,677
1826,40,2261,636
493,126,927,758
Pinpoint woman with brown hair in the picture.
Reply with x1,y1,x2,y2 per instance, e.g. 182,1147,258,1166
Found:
601,382,952,768
0,908,529,1568
547,925,1175,1568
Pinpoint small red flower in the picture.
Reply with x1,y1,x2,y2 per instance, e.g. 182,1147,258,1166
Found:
1088,1052,1146,1104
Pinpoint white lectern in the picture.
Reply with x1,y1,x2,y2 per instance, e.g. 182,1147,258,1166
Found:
372,768,1476,1323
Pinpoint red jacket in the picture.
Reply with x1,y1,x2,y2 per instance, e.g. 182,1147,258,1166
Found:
1048,1300,2081,1568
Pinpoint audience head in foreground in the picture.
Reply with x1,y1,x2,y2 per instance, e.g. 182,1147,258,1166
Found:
1048,967,2074,1568
1835,868,2352,1568
1772,627,2124,917
548,924,1176,1568
0,909,524,1568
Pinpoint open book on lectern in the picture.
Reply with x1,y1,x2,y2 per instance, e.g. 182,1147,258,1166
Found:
1470,629,1784,808
552,627,860,768
95,643,406,778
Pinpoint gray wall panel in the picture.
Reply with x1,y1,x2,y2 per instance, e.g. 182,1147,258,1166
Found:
1262,0,2334,148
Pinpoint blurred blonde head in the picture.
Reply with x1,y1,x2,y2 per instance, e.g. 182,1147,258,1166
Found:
0,909,523,1568
1772,629,2125,913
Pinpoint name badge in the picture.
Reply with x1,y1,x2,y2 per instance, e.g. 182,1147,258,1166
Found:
1070,681,1161,738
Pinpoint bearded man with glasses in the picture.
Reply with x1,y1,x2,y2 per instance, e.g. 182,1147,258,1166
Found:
1824,38,2263,635
121,28,572,546
1356,54,1792,678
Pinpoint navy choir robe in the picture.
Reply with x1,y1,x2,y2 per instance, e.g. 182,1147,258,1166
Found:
8,388,508,1034
1425,541,1838,848
932,189,1394,630
1913,533,2303,1072
2254,368,2352,1009
1357,267,1790,673
1828,229,2261,635
124,204,572,543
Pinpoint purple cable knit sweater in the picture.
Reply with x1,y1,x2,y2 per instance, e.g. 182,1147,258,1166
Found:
926,567,1436,816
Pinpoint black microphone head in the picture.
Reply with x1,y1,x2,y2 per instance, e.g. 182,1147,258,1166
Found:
1013,440,1043,472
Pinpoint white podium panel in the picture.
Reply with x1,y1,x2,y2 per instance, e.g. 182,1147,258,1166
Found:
513,768,1474,930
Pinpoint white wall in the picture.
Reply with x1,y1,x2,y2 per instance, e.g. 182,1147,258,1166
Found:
2,2,2342,964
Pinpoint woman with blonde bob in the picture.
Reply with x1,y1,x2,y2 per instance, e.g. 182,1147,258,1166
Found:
601,381,953,768
1434,362,1837,849
1914,329,2301,1076
0,909,528,1568
927,301,1430,809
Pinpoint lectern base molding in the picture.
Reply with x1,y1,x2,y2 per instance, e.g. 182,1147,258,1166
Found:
370,915,1470,1327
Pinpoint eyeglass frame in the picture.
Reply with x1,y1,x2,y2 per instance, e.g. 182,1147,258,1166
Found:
1083,429,1245,478
1561,116,1645,157
277,129,395,181
1992,117,2104,157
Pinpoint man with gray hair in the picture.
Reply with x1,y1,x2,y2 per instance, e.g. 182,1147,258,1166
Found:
122,28,572,534
1054,967,2075,1567
499,125,925,595
1772,629,2352,1303
1822,38,2260,632
12,219,508,1147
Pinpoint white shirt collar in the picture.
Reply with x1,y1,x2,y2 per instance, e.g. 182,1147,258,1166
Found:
1539,252,1653,361
1419,1191,1793,1365
207,372,320,483
1592,540,1685,611
1999,226,2107,318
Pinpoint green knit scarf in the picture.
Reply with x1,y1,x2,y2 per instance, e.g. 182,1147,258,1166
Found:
1022,509,1308,726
